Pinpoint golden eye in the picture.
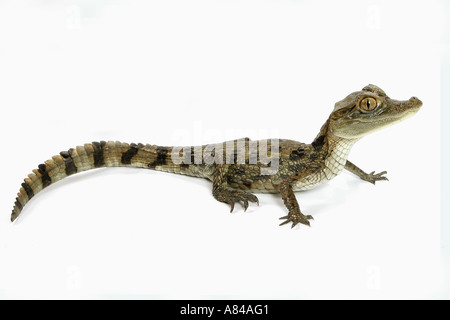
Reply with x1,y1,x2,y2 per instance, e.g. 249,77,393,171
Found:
359,97,378,112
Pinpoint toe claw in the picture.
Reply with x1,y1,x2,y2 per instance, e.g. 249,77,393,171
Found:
365,170,389,184
243,200,249,212
279,212,313,228
216,189,259,213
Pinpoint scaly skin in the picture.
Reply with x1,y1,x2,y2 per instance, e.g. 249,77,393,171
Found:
11,85,422,228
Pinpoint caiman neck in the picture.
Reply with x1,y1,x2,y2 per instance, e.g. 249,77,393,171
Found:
312,119,359,179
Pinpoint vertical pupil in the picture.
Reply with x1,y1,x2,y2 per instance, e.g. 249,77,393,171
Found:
366,100,371,109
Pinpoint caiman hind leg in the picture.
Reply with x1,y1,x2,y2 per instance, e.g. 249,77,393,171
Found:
212,164,259,212
278,183,313,228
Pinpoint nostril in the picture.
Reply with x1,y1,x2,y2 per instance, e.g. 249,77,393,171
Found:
410,96,423,106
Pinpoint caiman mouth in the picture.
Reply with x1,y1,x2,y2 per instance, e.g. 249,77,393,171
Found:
385,96,423,120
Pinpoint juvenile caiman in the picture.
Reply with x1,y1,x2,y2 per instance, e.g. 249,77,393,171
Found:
10,84,422,228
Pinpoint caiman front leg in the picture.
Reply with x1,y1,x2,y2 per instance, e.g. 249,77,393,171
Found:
345,160,388,184
212,164,259,213
278,183,313,228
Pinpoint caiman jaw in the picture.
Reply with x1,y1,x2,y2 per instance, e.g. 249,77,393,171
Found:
384,96,423,119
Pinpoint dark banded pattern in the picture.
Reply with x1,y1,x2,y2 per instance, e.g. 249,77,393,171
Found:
312,135,326,151
21,182,35,199
121,143,144,165
148,146,169,168
14,199,23,211
289,146,306,161
155,147,169,165
38,164,52,188
92,141,106,168
11,141,205,222
60,149,78,176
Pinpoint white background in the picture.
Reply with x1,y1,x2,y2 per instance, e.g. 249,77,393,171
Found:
0,0,446,299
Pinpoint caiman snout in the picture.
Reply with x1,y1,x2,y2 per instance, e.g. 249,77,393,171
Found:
409,96,423,107
386,96,423,113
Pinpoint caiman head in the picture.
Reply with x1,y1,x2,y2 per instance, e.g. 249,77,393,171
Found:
328,84,422,140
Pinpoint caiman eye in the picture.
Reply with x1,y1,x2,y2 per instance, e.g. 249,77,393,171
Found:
359,97,378,112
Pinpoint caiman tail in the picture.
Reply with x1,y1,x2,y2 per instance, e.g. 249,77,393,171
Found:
11,141,206,222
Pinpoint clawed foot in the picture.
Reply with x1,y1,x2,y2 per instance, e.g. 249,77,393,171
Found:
279,212,314,228
363,171,388,184
214,188,259,213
